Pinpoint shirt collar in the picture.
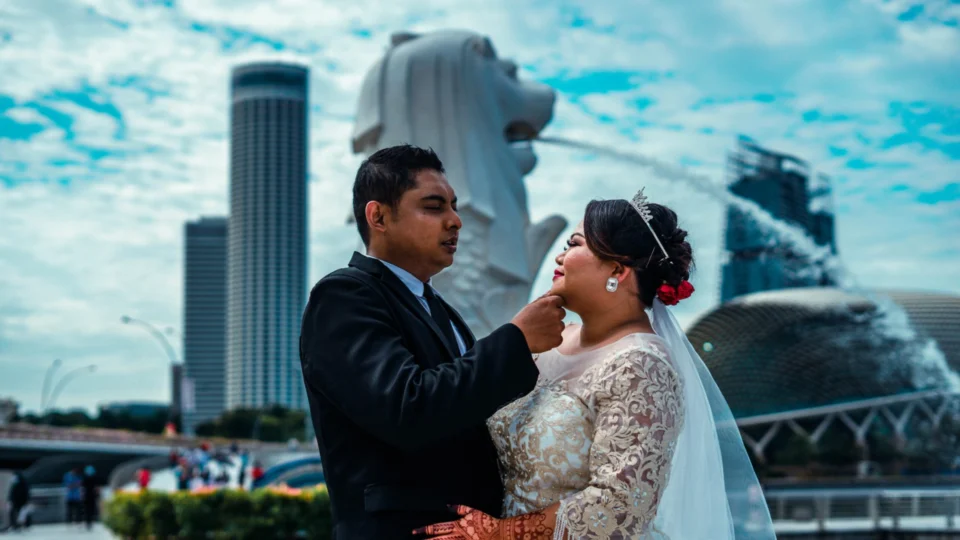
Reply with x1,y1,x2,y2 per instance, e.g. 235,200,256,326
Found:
365,254,428,297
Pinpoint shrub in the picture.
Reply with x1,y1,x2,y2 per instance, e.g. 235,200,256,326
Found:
103,485,331,539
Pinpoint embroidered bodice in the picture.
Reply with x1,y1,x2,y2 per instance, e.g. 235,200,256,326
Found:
487,329,684,539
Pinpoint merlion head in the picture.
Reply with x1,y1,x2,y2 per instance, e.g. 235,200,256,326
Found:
353,30,555,176
351,30,565,334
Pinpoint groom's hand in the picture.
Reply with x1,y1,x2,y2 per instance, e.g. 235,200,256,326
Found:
510,294,565,354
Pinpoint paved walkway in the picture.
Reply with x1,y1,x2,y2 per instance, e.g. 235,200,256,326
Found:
1,524,114,539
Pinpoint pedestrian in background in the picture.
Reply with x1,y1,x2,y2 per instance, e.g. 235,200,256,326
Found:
5,472,30,531
82,465,99,530
63,467,83,526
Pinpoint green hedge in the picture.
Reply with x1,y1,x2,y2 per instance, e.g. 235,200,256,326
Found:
103,486,332,539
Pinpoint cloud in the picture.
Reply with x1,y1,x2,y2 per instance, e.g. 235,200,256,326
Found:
0,0,958,412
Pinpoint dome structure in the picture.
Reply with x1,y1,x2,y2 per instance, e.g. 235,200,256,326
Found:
687,288,960,418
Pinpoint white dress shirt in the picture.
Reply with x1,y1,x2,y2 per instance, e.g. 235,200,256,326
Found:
366,255,467,355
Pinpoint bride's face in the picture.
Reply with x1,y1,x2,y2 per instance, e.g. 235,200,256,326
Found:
549,221,617,312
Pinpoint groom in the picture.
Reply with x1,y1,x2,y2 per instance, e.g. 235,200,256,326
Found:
299,144,566,539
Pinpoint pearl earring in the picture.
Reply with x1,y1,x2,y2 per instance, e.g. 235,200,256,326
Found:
605,277,618,293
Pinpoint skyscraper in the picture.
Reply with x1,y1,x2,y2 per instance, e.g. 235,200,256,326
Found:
182,217,228,435
721,138,837,302
226,62,309,411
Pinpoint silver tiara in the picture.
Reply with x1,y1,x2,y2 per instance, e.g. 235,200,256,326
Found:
629,188,670,262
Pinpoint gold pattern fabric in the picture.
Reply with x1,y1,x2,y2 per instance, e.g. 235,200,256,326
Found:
487,333,684,539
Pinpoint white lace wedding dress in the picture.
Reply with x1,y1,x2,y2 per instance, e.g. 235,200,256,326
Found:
487,327,684,539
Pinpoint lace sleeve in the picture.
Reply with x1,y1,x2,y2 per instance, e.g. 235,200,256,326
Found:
555,345,684,539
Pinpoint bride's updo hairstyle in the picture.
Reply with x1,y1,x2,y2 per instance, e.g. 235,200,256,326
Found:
583,199,694,308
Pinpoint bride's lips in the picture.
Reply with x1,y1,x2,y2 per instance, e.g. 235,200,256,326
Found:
553,269,563,281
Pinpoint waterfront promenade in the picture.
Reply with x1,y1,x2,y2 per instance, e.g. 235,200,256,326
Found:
1,524,113,539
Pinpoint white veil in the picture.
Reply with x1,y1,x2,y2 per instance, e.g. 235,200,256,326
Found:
650,298,776,539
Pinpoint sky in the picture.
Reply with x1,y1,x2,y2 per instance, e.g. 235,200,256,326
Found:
0,0,958,414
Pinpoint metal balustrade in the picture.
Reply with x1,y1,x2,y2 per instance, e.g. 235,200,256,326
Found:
767,487,960,534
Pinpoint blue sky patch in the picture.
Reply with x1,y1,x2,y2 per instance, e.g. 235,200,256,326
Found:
897,4,924,21
916,183,960,204
879,102,960,159
85,6,130,30
25,102,74,138
38,81,125,140
189,21,286,52
846,158,876,170
689,92,793,111
541,70,665,95
752,93,777,103
882,133,960,160
827,146,849,157
108,75,170,102
0,113,45,141
133,0,176,7
633,97,654,111
801,110,853,123
561,6,616,34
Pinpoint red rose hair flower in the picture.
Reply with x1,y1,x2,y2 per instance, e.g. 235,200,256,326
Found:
657,280,695,305
657,283,679,305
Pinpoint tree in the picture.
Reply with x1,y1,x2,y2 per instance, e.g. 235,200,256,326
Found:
773,433,815,467
815,428,861,467
13,406,180,435
903,413,960,474
192,406,307,442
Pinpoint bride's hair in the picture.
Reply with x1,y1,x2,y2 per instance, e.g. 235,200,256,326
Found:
583,199,694,307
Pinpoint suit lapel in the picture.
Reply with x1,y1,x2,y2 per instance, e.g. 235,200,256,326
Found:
349,253,459,359
443,299,476,350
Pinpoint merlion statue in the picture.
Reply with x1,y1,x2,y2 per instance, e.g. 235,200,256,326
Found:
351,30,567,337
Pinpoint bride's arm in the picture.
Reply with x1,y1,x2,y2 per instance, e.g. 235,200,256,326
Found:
555,345,684,539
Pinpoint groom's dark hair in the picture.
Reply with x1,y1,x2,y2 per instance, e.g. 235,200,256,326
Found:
352,144,446,246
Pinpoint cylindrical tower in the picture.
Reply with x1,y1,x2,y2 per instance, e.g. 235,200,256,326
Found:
226,62,309,412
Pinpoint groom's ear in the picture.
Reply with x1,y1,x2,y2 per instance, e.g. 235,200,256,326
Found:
365,201,388,234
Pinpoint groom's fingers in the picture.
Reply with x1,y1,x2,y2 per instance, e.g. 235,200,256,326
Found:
537,291,566,306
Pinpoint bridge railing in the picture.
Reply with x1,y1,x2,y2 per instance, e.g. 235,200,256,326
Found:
767,487,960,533
0,423,187,446
17,486,67,525
1,422,296,452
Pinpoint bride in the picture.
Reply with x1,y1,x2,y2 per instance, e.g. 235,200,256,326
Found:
415,191,776,539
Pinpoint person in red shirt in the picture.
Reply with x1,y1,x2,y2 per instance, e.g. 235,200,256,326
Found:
250,462,265,485
136,468,151,491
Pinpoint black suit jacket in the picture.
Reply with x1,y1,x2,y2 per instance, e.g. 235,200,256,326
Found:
300,253,540,539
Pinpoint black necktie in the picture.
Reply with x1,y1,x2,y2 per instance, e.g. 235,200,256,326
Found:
422,284,459,354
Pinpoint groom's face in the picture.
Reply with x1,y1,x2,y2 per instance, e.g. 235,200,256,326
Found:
385,169,461,278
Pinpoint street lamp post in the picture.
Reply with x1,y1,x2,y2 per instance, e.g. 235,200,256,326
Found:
120,315,179,365
120,315,183,420
40,358,63,410
46,364,97,412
